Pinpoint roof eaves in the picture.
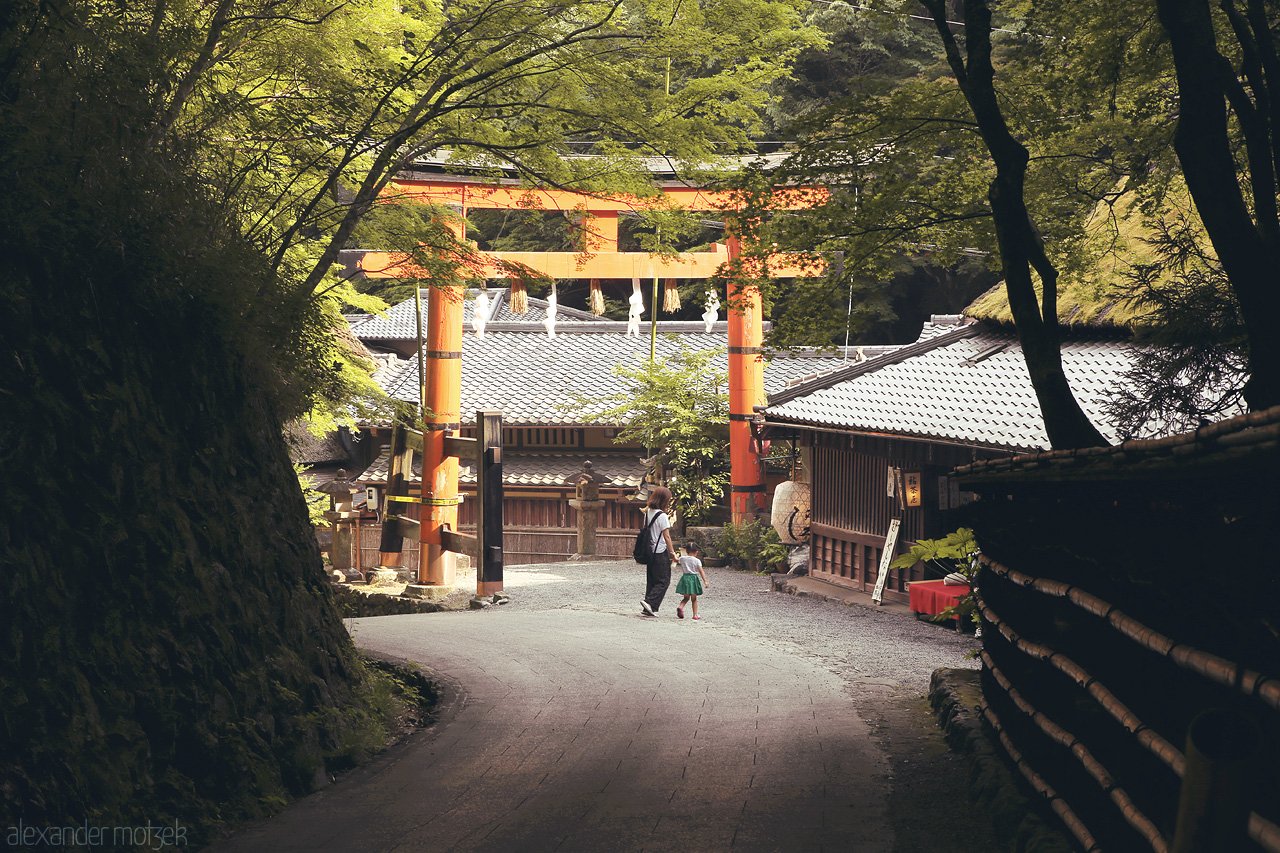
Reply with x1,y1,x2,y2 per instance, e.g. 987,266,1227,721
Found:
761,412,1038,455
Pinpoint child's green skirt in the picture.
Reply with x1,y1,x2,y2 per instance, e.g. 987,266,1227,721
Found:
675,574,703,596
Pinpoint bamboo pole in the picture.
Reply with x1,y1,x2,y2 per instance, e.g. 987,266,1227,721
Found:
982,652,1170,851
981,556,1280,712
1172,709,1259,853
979,701,1104,852
979,588,1280,852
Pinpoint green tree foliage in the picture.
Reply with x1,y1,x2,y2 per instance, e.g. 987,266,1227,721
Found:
118,0,817,298
754,0,1280,435
1155,0,1280,410
1104,212,1249,438
714,519,788,571
735,0,1208,446
572,344,729,524
764,0,938,136
0,0,426,835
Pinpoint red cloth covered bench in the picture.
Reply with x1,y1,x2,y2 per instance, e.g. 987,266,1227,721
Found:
909,579,971,620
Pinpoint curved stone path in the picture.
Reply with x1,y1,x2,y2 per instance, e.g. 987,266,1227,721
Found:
213,561,981,852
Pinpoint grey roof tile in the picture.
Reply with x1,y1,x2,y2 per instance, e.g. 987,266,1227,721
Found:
355,449,647,488
762,326,1210,452
371,326,854,427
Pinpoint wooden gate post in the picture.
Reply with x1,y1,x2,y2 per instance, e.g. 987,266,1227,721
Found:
376,419,414,582
475,411,504,594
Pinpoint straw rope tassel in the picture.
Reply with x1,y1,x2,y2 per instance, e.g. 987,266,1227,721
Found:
663,278,681,312
510,278,528,314
589,278,605,315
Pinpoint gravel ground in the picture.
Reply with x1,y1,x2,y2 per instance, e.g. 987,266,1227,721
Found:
498,557,979,696
494,557,1000,853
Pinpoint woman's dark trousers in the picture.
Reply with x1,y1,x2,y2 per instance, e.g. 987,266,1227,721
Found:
645,551,672,612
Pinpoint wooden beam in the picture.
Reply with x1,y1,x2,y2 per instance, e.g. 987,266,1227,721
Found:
441,528,478,559
444,434,478,463
361,247,823,281
405,429,424,453
388,515,421,543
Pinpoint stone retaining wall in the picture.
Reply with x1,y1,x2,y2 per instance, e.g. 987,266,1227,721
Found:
929,669,1075,853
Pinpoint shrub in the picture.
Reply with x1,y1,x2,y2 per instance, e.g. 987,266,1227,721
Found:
715,520,788,573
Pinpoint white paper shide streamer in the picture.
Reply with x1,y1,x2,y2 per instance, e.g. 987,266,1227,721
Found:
627,278,644,337
473,289,490,339
543,285,558,339
702,289,720,333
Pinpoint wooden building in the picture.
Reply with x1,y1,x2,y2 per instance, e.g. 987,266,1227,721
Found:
760,315,1179,603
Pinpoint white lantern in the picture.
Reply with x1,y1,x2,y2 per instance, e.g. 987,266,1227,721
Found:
771,481,811,544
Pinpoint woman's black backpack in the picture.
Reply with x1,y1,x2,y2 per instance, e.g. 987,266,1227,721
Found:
633,512,660,564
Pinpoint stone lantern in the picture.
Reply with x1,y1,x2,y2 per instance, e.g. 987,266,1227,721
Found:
318,469,362,580
566,461,607,558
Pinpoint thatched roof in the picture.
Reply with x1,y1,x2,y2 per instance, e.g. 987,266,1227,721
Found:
964,189,1202,332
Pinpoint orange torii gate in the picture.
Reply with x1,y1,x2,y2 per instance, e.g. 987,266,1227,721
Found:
360,169,823,586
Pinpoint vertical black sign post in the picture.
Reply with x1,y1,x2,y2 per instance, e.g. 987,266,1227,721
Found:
475,411,504,595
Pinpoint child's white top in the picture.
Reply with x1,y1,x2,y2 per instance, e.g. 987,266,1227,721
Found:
677,554,702,575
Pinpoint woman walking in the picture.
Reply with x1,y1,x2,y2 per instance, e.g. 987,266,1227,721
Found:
675,542,710,620
640,486,676,617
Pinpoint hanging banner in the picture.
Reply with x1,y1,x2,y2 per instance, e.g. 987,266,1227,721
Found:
894,468,905,511
886,465,896,497
872,518,901,605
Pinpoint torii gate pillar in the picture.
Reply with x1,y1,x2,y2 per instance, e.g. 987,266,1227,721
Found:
726,236,767,524
421,280,464,585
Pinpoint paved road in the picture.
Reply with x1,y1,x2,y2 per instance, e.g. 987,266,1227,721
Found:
213,561,981,853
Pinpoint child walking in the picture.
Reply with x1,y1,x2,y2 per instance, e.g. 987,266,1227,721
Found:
675,542,710,620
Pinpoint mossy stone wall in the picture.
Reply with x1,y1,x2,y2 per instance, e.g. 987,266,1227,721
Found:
0,288,377,845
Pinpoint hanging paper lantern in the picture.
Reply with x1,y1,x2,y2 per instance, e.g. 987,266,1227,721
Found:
663,278,681,313
771,481,811,544
589,278,605,315
509,278,528,314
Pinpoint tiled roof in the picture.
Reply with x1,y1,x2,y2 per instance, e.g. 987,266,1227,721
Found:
763,320,1158,452
373,324,854,426
355,449,648,488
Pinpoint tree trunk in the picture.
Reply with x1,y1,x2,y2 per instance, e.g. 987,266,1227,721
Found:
1156,0,1280,410
924,0,1110,449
